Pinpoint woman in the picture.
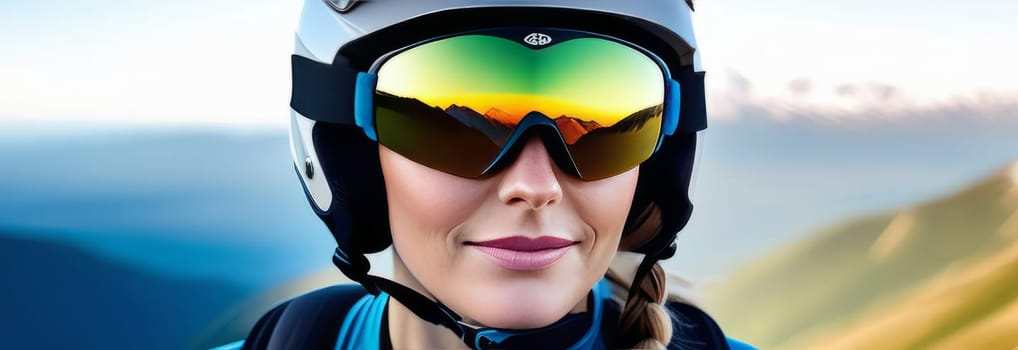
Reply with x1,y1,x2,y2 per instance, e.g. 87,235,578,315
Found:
220,0,754,348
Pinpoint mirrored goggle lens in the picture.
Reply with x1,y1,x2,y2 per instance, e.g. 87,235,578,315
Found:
374,34,665,180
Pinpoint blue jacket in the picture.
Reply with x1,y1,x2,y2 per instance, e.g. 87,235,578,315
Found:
214,280,755,350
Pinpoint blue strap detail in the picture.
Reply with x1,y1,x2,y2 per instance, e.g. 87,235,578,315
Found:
334,292,388,350
208,339,244,350
334,293,371,349
726,337,758,350
474,329,515,349
662,79,681,136
566,278,608,350
354,72,378,141
360,292,388,350
333,249,350,265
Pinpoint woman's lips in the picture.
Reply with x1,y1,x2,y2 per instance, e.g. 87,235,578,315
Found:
466,236,578,271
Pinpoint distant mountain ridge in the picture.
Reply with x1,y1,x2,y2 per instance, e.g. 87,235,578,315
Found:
709,161,1018,349
554,117,589,144
483,107,518,126
444,104,512,145
378,91,661,145
606,104,663,133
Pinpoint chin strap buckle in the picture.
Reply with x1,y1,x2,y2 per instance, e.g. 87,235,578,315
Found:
469,330,504,350
455,323,514,350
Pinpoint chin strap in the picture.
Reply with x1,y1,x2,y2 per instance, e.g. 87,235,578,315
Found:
333,247,606,350
331,248,499,348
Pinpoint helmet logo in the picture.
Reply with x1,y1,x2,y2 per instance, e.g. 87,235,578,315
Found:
524,33,552,46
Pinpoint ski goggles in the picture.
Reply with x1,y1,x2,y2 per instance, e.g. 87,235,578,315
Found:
292,27,701,180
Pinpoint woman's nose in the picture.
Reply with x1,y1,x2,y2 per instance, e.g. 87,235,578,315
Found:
496,136,564,210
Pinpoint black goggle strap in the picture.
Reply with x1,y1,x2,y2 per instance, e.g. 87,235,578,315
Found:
291,55,361,126
334,248,520,349
290,54,708,135
675,67,707,134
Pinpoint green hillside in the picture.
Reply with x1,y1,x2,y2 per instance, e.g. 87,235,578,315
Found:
789,236,1018,349
708,162,1018,349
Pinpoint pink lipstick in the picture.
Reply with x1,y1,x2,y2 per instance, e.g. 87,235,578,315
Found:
467,236,577,271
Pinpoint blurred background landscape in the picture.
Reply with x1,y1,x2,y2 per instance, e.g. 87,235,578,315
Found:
2,0,1017,349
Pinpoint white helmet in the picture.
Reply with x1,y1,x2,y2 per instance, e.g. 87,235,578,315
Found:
287,0,706,347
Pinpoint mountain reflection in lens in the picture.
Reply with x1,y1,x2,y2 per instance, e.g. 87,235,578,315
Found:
374,32,666,180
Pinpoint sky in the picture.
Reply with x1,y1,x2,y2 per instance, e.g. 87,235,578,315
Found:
0,0,298,125
0,0,1015,125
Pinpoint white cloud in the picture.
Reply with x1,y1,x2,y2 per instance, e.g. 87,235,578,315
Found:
695,0,1018,120
707,69,1018,125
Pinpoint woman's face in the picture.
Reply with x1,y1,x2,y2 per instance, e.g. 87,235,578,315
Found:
380,136,639,329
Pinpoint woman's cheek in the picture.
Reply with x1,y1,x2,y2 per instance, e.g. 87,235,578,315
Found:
380,146,488,235
566,166,639,244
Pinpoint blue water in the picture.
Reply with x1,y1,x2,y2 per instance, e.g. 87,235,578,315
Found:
0,124,337,288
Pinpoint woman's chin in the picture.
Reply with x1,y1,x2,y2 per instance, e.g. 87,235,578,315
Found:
468,306,565,330
457,282,583,330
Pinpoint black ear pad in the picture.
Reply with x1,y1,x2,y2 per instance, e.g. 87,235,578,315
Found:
624,132,697,256
311,122,392,255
